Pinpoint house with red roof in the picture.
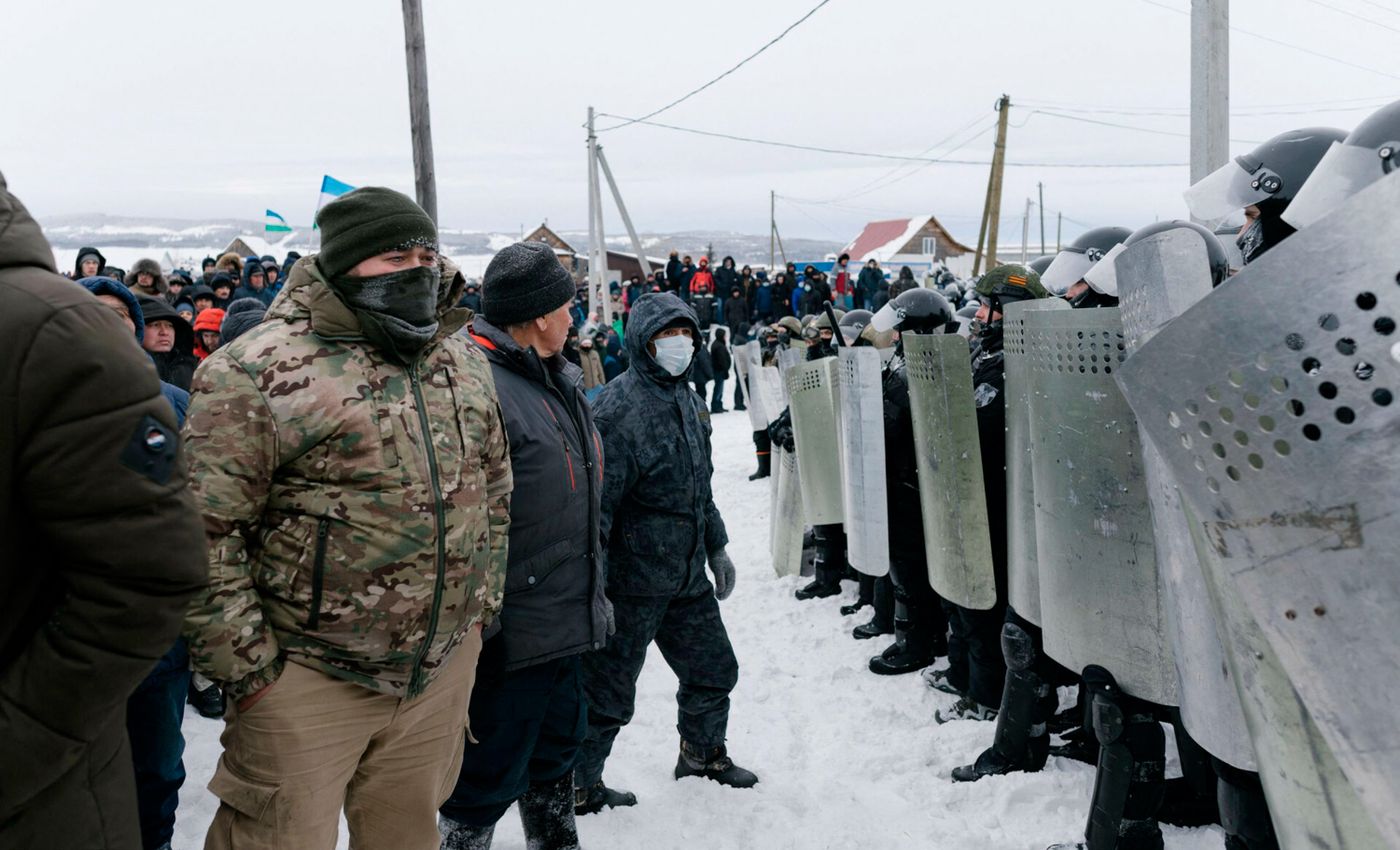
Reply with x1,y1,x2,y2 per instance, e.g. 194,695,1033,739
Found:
840,215,977,277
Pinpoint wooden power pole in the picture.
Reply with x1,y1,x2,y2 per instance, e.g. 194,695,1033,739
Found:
401,0,437,223
973,94,1011,275
1190,0,1229,212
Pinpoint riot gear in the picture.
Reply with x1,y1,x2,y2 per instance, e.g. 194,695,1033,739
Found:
838,309,874,346
870,287,954,335
1038,226,1132,295
1284,98,1400,230
1028,255,1054,276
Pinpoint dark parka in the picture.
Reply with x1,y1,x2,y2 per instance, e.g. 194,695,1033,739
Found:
592,293,727,598
470,319,608,670
135,295,200,391
0,174,207,849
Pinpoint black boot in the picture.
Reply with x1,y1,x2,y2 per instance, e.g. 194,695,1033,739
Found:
840,574,875,616
675,741,759,788
438,818,495,850
796,526,842,601
748,452,772,481
868,600,936,674
573,780,637,816
518,773,580,850
188,676,225,719
1217,760,1280,850
1074,666,1167,850
952,621,1053,781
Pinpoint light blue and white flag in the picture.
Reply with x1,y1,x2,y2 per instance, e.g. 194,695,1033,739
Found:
313,175,356,227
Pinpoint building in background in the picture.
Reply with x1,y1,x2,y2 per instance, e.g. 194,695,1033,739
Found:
841,215,976,278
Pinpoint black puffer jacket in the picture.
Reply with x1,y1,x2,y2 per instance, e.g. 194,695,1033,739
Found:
592,293,727,598
470,319,608,670
135,295,199,391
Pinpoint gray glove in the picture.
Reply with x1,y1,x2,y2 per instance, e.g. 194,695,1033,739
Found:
603,596,616,636
708,548,736,601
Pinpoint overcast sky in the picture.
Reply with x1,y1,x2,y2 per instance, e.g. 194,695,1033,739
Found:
2,0,1395,245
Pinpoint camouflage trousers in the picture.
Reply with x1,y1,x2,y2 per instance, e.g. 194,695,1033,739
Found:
575,592,739,788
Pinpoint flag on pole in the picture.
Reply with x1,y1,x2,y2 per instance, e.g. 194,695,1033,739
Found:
265,209,292,237
313,175,356,227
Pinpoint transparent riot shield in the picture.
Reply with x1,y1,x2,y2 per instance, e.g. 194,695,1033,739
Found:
770,446,804,578
1116,172,1400,841
903,333,996,610
786,357,844,526
1023,307,1177,705
838,346,889,577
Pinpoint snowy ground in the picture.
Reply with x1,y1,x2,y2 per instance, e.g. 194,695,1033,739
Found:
175,406,1224,850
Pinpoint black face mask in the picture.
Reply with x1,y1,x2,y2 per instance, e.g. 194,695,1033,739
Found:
1236,215,1295,266
326,265,441,366
1067,287,1119,310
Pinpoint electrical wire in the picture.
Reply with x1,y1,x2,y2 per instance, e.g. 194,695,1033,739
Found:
596,0,834,132
1018,98,1397,118
1305,0,1400,32
1138,0,1400,81
1354,0,1400,16
595,113,1188,167
1017,109,1265,144
834,112,997,199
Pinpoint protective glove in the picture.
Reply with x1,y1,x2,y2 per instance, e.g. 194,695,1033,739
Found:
603,596,616,637
767,409,795,453
708,548,737,601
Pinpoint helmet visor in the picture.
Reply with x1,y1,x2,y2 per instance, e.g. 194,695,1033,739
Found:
1040,249,1096,296
1183,158,1272,225
839,324,863,345
1282,141,1387,231
1083,243,1126,296
870,301,899,333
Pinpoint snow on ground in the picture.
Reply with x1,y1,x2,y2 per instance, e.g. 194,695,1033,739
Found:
175,404,1224,850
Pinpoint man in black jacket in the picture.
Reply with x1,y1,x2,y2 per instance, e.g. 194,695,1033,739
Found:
576,292,758,814
439,242,609,850
137,295,200,391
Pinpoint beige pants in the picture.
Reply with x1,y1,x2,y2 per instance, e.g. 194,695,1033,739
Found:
203,628,482,850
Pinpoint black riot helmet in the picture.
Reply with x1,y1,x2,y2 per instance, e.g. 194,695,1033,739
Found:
1285,99,1400,230
838,309,874,346
870,288,954,335
1038,226,1132,295
1084,220,1231,298
1028,255,1054,276
1184,126,1346,265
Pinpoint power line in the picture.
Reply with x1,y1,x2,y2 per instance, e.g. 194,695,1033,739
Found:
1018,98,1396,118
595,113,1188,167
1017,109,1265,144
1354,0,1400,16
596,0,835,132
1019,93,1399,112
1304,0,1400,34
1139,0,1400,81
834,112,996,199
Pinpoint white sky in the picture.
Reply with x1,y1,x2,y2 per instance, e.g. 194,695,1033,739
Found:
1,0,1395,245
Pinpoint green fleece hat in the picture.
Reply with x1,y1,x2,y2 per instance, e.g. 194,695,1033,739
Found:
315,187,438,279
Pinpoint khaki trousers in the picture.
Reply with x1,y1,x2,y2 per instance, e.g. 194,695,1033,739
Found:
203,628,481,850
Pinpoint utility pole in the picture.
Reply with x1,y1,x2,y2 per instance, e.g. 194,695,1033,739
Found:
1056,212,1062,252
973,94,1011,275
1020,197,1031,263
401,0,437,223
1191,0,1229,212
586,108,610,325
1037,182,1046,254
596,146,652,303
972,160,996,276
770,190,776,272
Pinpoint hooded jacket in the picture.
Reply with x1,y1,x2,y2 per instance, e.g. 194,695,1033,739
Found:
468,319,608,670
0,175,206,847
72,246,106,279
592,293,727,597
232,259,274,306
136,295,199,391
191,307,224,359
181,255,513,701
127,257,167,297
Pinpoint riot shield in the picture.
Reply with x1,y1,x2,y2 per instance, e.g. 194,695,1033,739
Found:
1115,230,1257,770
903,333,996,610
1116,173,1400,841
837,346,890,577
739,342,770,431
1003,298,1071,625
770,446,804,577
754,365,786,427
1023,307,1177,705
786,357,844,526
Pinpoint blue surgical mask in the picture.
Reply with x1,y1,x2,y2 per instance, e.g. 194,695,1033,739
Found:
652,335,694,377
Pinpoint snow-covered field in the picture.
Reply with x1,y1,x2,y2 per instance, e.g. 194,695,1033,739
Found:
174,407,1223,850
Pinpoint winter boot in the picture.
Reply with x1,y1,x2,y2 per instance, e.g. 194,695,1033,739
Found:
1073,666,1167,850
573,780,637,816
840,574,875,616
1217,760,1280,850
935,695,998,724
438,818,495,850
748,452,771,481
675,741,759,788
518,773,580,850
952,622,1054,781
921,666,964,697
1048,705,1081,735
188,674,225,719
868,601,937,675
796,526,842,600
1155,715,1219,828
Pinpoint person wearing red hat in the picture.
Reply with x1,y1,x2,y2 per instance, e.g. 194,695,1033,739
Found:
192,308,225,360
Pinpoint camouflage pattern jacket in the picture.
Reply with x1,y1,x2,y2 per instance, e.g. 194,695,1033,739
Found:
182,256,512,701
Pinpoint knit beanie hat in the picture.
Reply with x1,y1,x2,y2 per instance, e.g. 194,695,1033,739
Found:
315,187,438,280
480,241,577,326
220,297,268,343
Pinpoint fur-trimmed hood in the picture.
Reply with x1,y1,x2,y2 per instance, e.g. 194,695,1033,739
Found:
215,252,243,276
128,257,167,296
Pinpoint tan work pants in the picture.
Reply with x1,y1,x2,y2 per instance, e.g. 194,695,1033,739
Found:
203,628,481,850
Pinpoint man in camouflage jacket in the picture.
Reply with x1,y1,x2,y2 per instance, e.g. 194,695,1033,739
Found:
182,187,512,850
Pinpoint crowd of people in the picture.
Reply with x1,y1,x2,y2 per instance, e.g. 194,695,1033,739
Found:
2,96,1397,850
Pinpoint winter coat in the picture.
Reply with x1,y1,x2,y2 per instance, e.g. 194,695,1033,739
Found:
191,307,224,359
458,289,482,313
602,352,623,382
831,260,850,296
769,278,791,318
664,257,682,292
0,176,206,847
71,245,106,278
592,293,728,597
678,263,695,294
803,277,833,315
689,267,715,295
710,337,732,377
214,251,242,278
580,347,606,389
713,262,738,299
881,356,926,561
181,255,513,701
468,319,607,670
857,265,884,300
136,295,200,391
693,343,715,384
723,293,749,335
128,257,167,298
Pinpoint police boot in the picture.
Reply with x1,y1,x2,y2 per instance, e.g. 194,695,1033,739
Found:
188,674,225,719
1217,762,1280,850
573,780,637,816
1051,685,1099,765
675,741,759,788
1069,666,1166,850
748,452,771,481
853,577,895,638
868,601,935,673
438,819,494,850
1155,715,1219,828
795,528,842,600
841,574,876,616
518,773,580,850
951,622,1053,781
